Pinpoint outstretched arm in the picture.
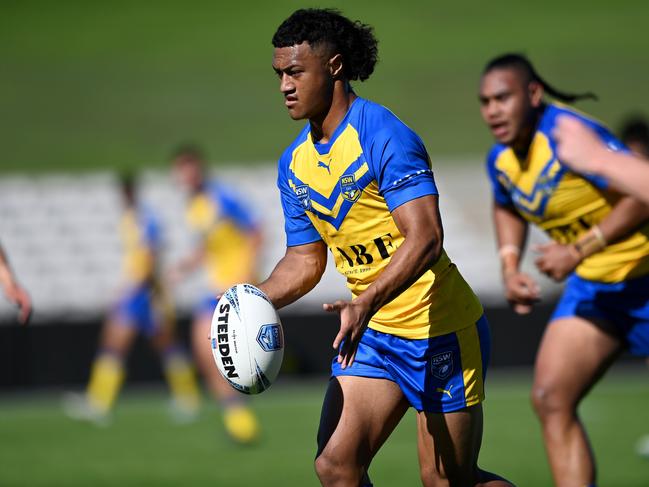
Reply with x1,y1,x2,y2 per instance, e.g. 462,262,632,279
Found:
0,245,31,324
325,194,443,368
258,240,328,310
554,115,649,205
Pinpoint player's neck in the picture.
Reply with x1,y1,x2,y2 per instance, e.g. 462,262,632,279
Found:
512,105,545,160
310,82,356,144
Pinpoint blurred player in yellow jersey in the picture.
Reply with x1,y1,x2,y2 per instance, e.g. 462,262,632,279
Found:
170,145,262,444
64,173,200,425
479,53,649,487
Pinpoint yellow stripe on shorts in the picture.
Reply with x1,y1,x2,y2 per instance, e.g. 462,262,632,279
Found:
456,322,485,407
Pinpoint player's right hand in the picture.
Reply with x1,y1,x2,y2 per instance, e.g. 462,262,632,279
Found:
5,282,32,325
503,271,540,315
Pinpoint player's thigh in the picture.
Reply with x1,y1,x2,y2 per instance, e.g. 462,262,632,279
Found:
416,404,483,485
533,316,622,407
101,316,138,354
191,314,213,366
317,375,409,467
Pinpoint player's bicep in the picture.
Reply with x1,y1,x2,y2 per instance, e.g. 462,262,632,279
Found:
284,240,328,272
391,194,443,246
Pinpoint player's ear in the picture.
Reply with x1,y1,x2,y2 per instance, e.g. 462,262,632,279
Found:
529,81,544,108
328,53,344,78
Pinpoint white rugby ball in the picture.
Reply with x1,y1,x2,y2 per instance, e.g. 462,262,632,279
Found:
210,283,284,394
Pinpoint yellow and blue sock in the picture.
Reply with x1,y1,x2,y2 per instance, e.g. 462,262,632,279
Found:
86,350,125,414
162,346,201,413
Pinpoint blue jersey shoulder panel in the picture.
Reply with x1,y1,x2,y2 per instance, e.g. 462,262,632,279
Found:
277,125,322,247
353,98,438,211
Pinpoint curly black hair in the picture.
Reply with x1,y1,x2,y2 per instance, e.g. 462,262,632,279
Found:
272,8,378,82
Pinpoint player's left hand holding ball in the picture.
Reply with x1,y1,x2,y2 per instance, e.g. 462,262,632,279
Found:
324,299,371,369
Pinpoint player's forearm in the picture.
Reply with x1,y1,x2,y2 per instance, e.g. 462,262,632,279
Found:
596,195,649,246
355,227,442,317
598,154,649,206
493,203,528,275
258,243,327,309
0,247,17,292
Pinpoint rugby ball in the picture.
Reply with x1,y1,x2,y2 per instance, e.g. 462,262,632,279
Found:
210,284,284,394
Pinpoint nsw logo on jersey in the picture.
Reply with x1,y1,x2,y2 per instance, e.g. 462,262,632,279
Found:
339,174,361,203
430,351,454,380
294,184,311,211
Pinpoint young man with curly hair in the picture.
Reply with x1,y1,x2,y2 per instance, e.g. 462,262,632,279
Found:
255,8,513,487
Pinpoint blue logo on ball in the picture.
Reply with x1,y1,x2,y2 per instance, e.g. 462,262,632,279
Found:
256,324,283,352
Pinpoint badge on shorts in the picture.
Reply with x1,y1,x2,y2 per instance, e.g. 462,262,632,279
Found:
339,174,361,202
430,351,454,380
294,184,311,211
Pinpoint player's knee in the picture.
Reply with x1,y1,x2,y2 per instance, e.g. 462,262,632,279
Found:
531,382,574,420
314,452,357,486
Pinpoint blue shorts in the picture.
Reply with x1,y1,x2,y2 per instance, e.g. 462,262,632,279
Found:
112,285,160,337
331,315,491,413
552,273,649,356
195,294,219,319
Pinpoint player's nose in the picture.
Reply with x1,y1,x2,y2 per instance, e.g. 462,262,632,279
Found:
280,74,295,94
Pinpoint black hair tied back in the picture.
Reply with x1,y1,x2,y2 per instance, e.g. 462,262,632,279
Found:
484,53,598,103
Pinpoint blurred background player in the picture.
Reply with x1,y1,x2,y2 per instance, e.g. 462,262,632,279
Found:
620,115,649,159
479,53,649,487
64,173,200,425
0,243,31,325
170,144,262,444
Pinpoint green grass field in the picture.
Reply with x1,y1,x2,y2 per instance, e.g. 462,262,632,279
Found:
1,0,648,172
1,368,649,486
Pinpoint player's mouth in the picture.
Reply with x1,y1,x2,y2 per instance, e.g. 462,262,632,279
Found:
489,121,509,140
285,96,298,108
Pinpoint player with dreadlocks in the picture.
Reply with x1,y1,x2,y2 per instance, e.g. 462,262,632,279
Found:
479,53,649,487
257,8,513,487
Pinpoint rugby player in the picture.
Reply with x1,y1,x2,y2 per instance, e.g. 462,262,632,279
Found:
0,243,31,324
64,173,200,424
170,145,262,444
479,53,649,487
258,9,513,487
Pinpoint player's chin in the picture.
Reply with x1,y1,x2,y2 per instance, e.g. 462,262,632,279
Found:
286,106,307,120
286,103,309,120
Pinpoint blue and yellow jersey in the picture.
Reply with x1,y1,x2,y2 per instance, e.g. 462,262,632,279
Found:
186,182,259,291
119,206,161,286
486,103,649,283
278,97,483,340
